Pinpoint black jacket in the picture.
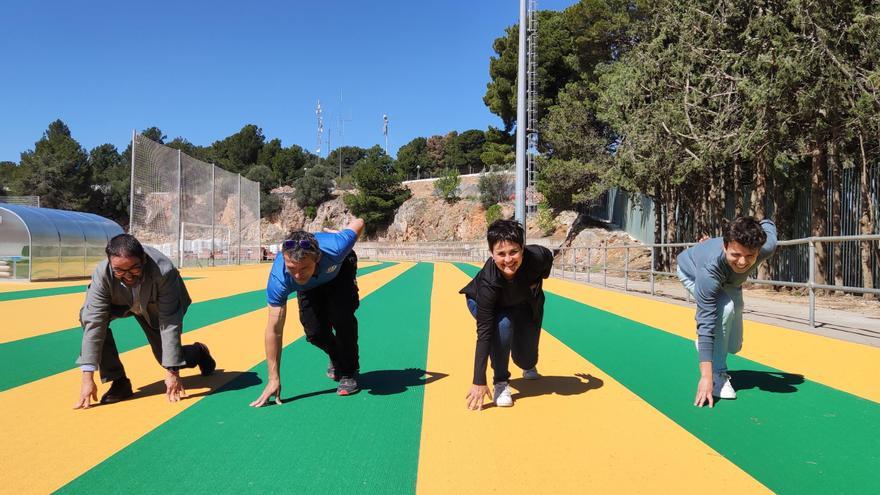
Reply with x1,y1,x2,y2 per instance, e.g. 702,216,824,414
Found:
460,245,553,385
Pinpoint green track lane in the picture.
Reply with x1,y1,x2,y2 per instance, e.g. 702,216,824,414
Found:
0,277,200,302
0,262,396,392
453,263,880,494
57,262,434,495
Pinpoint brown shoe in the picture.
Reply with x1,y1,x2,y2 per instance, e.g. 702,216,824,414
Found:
100,377,133,404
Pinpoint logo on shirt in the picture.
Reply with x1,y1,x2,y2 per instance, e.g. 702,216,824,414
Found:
326,265,338,274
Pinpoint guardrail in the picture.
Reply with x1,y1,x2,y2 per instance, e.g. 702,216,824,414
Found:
358,234,878,328
555,234,880,328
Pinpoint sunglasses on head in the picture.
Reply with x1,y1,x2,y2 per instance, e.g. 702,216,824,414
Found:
282,239,313,251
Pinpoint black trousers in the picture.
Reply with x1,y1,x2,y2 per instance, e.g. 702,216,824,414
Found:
297,251,360,377
96,313,207,383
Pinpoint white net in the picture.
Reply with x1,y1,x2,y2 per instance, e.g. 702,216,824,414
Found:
130,135,180,260
180,154,213,267
129,134,260,267
212,166,240,265
240,177,260,263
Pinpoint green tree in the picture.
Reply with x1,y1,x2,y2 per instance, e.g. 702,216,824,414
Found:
17,120,91,211
480,126,514,169
209,124,265,173
268,144,312,187
245,164,275,193
444,129,486,174
85,143,124,221
0,161,21,195
325,146,368,177
395,137,431,180
344,147,411,233
434,168,461,202
293,165,334,208
141,127,166,144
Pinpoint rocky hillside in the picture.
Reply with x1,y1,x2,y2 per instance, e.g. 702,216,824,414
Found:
260,174,644,266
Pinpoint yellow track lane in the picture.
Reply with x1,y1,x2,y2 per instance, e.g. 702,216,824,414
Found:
0,262,414,495
0,264,272,344
416,263,768,494
543,278,880,404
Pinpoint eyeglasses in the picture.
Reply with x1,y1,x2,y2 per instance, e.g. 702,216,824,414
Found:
112,264,143,277
282,239,313,251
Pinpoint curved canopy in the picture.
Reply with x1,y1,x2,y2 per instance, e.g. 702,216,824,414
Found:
0,204,123,281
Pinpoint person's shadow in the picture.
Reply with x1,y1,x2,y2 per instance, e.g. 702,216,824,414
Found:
728,370,804,394
131,369,262,401
282,368,448,403
479,373,603,409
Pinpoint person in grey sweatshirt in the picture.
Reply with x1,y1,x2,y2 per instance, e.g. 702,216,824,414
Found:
676,216,777,408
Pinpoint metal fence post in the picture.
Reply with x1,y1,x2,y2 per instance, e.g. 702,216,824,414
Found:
650,246,656,296
603,244,608,287
809,239,816,327
587,247,591,283
210,163,215,267
177,150,183,268
237,174,242,265
561,248,566,278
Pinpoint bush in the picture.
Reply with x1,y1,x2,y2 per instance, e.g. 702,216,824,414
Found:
293,165,333,208
536,202,557,236
433,168,461,202
304,206,317,219
334,173,355,191
260,192,282,218
485,204,503,225
478,168,509,209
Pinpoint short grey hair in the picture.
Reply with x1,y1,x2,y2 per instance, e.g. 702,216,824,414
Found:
281,231,321,262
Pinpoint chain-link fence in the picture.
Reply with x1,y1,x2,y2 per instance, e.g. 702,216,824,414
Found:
129,133,260,267
240,177,261,263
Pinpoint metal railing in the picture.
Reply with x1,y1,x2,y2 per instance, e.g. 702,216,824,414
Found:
554,234,880,328
358,245,490,263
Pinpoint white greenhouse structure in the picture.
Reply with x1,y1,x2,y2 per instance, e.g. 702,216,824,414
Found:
0,204,123,281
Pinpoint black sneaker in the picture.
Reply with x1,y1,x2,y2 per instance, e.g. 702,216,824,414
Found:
326,362,339,381
100,377,133,404
336,376,359,396
195,342,216,376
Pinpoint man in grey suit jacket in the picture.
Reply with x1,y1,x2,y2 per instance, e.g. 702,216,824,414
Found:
73,234,215,409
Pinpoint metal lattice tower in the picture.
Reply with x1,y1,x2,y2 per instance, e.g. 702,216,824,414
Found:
526,0,539,214
315,100,324,156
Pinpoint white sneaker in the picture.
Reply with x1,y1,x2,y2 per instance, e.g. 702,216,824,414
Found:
715,374,737,400
522,367,541,380
494,381,513,407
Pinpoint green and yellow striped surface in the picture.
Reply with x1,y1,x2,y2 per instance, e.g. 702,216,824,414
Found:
1,261,876,494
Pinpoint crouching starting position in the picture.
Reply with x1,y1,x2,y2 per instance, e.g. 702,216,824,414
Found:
677,216,777,407
461,219,553,410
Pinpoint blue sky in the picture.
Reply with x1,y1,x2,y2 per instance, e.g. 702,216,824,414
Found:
0,0,576,163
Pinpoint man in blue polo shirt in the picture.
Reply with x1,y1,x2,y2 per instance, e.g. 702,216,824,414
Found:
677,216,777,408
250,217,365,406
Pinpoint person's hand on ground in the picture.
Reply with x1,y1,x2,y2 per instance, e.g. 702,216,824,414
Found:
465,384,491,411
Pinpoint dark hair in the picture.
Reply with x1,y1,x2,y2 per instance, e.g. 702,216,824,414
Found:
487,219,524,251
723,216,767,249
282,230,321,261
106,234,145,259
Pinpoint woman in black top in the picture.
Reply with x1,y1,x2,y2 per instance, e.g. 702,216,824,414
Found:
460,220,554,410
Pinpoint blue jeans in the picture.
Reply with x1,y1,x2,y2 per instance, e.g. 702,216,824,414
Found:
467,298,540,384
677,266,744,376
